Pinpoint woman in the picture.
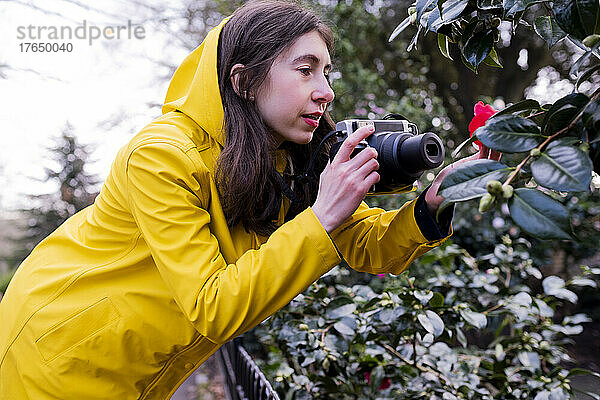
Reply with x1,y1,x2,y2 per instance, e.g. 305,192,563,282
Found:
0,1,496,399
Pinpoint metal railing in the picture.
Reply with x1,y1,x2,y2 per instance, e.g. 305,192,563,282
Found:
217,339,281,400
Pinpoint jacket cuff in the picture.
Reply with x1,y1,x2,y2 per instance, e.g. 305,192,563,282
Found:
302,207,343,268
414,187,454,241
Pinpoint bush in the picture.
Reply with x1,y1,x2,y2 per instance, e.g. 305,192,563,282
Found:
253,238,600,399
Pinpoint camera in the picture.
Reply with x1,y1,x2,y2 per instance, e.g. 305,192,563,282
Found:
329,118,445,194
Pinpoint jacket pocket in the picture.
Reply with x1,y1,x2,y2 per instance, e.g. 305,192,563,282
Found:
35,297,120,362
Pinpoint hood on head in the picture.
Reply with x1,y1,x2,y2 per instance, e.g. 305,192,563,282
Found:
162,18,230,146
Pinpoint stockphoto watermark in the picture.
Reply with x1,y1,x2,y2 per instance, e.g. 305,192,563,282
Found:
16,20,145,52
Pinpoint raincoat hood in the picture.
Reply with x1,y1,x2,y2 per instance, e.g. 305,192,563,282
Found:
162,18,229,146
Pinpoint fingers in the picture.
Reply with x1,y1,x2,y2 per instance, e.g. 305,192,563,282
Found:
333,125,374,162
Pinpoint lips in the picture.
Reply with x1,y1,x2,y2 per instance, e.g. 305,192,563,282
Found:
301,112,322,128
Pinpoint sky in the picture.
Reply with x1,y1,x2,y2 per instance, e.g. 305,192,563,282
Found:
0,0,191,213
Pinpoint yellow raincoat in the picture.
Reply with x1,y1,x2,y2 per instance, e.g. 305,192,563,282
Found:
0,19,451,399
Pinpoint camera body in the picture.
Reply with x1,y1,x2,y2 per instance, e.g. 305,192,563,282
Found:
329,119,445,194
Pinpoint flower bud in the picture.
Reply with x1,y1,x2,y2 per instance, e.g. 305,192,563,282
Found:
479,193,495,213
583,34,600,48
529,148,541,157
408,6,417,14
486,180,503,195
580,142,590,152
501,184,514,199
299,323,309,331
491,17,501,28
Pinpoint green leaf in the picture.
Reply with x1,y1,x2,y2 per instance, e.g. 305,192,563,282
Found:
567,368,600,380
576,64,600,90
543,275,578,302
438,33,453,60
477,0,503,10
418,310,445,337
451,135,478,158
334,320,355,336
389,15,413,42
326,303,356,319
441,0,470,21
438,159,511,202
543,93,590,134
461,30,494,68
460,308,487,328
456,327,467,347
503,0,540,16
476,115,544,153
493,99,542,120
416,0,437,25
552,0,600,40
534,16,568,48
460,52,477,73
508,188,572,240
531,145,593,192
570,278,597,287
429,292,445,307
427,310,445,337
582,99,600,142
482,46,503,68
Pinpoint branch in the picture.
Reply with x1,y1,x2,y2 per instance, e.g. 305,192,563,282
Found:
504,88,600,186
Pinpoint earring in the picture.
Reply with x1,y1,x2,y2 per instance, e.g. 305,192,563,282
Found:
242,90,255,102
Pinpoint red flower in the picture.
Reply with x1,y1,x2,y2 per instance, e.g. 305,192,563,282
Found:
468,101,497,149
364,371,392,390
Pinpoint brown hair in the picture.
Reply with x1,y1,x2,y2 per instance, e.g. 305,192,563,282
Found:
216,0,335,236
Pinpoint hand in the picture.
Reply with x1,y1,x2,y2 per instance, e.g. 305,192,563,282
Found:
425,144,502,215
311,125,380,233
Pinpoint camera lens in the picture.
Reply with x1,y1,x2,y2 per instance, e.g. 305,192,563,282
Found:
397,133,445,173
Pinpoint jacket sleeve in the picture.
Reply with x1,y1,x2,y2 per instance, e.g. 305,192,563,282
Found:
330,192,453,276
125,141,341,344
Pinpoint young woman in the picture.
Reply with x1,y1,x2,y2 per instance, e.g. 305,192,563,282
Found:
0,1,499,398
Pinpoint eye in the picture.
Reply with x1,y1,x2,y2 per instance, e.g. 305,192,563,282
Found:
298,67,312,76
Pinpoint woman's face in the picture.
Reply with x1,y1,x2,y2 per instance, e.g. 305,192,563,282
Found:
255,30,335,145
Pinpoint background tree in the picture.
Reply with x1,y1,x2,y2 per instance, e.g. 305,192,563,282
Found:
8,123,100,270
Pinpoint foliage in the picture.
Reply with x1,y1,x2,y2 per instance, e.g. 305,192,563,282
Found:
252,238,600,399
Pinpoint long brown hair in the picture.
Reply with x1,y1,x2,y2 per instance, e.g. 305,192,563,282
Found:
216,0,335,236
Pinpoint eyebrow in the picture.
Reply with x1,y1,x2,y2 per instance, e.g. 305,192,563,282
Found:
291,54,332,70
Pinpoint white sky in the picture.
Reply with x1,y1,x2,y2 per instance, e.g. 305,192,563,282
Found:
0,0,191,213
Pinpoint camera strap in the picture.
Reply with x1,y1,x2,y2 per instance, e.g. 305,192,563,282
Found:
275,129,343,204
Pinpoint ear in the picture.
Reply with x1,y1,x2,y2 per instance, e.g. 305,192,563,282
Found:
229,63,246,97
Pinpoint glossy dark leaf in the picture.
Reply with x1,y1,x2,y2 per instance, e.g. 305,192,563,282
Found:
441,0,469,21
430,292,445,307
438,33,453,60
416,0,437,25
503,0,539,16
477,0,503,10
460,308,487,328
508,188,572,240
438,159,511,201
533,16,567,48
576,64,600,90
542,93,590,134
552,0,600,40
531,145,593,192
427,0,469,32
493,99,541,118
462,30,494,68
389,15,413,42
476,115,544,152
582,99,600,142
482,46,502,68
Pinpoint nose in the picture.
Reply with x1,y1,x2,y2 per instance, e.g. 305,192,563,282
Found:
312,75,334,104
